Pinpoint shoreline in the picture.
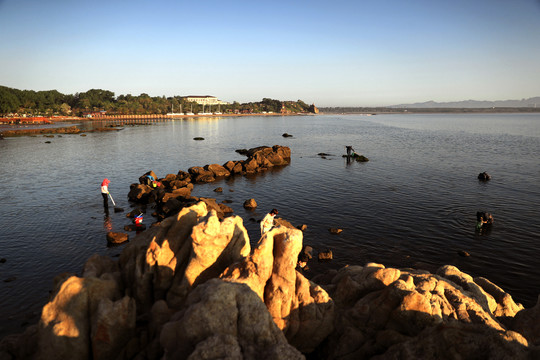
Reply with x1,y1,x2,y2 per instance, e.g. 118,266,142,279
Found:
0,111,313,124
0,112,313,137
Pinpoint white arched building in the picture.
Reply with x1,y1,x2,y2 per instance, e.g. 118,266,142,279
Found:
184,96,229,105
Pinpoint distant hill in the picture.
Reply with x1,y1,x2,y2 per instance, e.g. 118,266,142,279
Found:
390,97,540,108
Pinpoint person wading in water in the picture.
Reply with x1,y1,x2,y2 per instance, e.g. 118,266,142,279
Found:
101,178,111,211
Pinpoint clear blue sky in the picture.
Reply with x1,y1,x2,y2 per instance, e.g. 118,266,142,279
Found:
1,0,539,106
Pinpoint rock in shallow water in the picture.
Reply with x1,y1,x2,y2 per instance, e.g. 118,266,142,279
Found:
106,232,129,245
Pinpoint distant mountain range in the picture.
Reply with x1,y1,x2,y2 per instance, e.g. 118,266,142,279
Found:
390,97,540,108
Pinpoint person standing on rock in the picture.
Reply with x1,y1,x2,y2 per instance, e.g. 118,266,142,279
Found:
101,178,111,211
346,146,356,162
260,209,278,235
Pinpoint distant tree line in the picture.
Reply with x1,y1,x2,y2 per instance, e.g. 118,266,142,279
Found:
0,86,314,116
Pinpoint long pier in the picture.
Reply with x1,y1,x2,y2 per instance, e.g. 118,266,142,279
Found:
0,111,306,127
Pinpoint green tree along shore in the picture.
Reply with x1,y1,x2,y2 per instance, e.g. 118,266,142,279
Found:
0,86,314,116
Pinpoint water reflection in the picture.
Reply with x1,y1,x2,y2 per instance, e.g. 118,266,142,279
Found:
103,215,112,231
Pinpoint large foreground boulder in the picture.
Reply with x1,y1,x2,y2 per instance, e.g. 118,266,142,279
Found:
313,263,534,359
37,275,131,360
160,279,304,360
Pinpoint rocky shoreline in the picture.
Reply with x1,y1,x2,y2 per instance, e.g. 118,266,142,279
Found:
1,146,539,359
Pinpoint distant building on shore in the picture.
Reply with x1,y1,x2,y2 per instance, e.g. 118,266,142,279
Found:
184,96,229,106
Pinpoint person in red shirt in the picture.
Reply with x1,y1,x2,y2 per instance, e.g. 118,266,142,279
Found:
101,178,111,210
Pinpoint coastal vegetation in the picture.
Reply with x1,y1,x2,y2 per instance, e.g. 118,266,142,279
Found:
0,85,314,117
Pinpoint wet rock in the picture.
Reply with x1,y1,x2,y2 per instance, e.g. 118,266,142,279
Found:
218,203,234,214
0,258,6,263
106,232,129,245
188,166,216,183
297,224,308,231
243,157,260,173
163,173,177,183
243,198,257,209
329,227,342,234
161,198,184,216
161,187,191,202
478,171,492,181
223,160,243,174
199,198,226,220
318,250,333,262
235,148,249,156
205,164,230,177
300,245,313,260
128,184,153,203
343,153,369,162
354,154,369,162
193,137,204,141
167,179,191,190
213,187,223,192
458,250,470,257
124,224,146,232
176,170,191,182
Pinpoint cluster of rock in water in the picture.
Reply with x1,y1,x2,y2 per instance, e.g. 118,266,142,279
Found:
1,147,540,359
125,145,292,226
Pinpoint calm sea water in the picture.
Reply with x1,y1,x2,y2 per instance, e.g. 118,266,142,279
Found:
1,113,539,337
